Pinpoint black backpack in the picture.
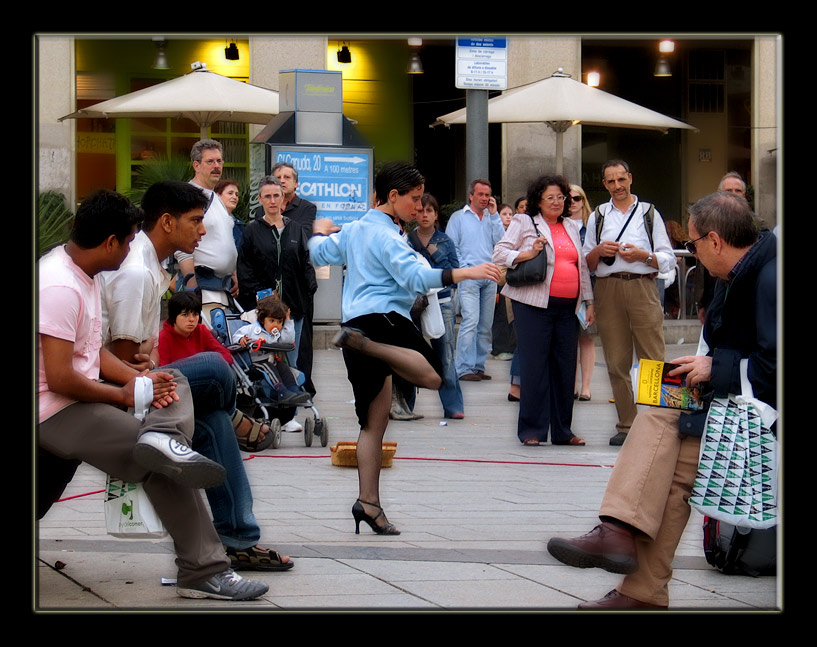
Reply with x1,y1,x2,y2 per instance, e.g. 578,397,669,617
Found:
702,516,776,577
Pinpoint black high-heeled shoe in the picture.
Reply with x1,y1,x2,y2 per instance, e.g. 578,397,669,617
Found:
352,499,401,535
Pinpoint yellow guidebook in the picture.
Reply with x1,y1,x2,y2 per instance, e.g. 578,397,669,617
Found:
631,359,702,410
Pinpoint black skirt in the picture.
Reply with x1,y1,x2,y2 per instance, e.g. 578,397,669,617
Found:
342,311,443,428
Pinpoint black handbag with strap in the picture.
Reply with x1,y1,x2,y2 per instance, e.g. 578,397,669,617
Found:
505,214,548,287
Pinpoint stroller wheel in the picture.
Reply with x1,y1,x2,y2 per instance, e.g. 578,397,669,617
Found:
316,418,329,448
270,419,282,449
303,416,314,447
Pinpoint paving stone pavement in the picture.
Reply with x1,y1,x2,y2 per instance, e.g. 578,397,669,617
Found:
35,331,780,613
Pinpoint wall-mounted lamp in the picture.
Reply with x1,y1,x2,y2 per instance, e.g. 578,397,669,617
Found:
152,37,169,70
654,40,674,77
337,42,352,64
407,37,423,74
654,57,672,77
586,71,600,87
407,52,424,74
225,41,239,61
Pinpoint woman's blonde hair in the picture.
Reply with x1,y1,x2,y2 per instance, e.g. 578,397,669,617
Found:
569,184,592,225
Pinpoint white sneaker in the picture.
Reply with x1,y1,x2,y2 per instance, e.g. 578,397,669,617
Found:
282,419,303,433
177,569,269,600
133,432,226,489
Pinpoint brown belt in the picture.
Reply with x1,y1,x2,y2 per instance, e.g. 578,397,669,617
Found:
601,272,658,280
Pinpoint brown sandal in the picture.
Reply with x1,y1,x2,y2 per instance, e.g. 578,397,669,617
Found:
231,410,273,452
226,545,294,571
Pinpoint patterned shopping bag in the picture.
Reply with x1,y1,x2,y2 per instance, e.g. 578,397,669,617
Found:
689,362,778,530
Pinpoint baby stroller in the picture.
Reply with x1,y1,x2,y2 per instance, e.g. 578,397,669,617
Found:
208,305,329,449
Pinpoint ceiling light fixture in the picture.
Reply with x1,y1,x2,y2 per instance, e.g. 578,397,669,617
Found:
152,37,169,70
337,42,352,64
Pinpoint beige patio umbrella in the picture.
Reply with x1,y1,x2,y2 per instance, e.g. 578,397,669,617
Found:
60,62,279,139
432,68,697,174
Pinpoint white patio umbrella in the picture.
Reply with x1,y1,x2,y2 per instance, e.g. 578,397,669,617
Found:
432,68,697,174
59,62,280,139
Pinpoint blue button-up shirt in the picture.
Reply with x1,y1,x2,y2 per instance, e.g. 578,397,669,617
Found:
308,209,445,323
445,204,505,268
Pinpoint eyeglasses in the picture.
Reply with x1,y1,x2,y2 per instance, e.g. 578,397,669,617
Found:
542,195,566,203
200,158,224,166
684,233,709,254
570,195,583,203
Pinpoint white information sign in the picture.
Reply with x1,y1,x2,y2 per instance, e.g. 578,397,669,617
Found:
455,37,508,90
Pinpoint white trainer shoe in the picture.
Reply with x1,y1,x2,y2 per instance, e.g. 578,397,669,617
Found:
282,419,304,433
133,431,226,489
177,569,269,600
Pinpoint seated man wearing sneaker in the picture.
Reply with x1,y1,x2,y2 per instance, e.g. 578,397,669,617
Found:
38,189,268,600
546,192,776,609
100,181,293,573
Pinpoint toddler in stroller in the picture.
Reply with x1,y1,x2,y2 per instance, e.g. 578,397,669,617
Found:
230,295,309,406
210,294,329,448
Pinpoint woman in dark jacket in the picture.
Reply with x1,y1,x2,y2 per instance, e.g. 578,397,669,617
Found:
237,176,317,370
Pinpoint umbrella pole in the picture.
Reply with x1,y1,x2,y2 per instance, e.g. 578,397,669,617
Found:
547,121,573,177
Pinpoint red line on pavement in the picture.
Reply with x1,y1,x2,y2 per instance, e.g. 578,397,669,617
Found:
55,456,612,503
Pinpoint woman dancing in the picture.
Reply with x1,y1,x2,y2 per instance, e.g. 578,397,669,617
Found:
309,162,501,535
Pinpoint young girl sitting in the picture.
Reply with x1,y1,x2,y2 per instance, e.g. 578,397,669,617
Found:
158,290,233,367
231,295,310,405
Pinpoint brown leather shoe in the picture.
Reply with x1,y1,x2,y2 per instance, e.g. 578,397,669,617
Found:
546,522,638,574
475,370,492,380
459,373,481,381
578,589,667,610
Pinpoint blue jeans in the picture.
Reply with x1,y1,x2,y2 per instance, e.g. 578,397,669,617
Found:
455,278,497,377
431,299,464,416
510,349,520,386
165,352,261,550
286,316,304,369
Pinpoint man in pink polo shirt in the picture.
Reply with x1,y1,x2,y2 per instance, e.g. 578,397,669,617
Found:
37,189,268,601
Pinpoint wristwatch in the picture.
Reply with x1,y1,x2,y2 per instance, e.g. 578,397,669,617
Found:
645,253,654,266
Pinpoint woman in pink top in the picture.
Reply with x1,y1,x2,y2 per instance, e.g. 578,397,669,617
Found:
493,175,595,446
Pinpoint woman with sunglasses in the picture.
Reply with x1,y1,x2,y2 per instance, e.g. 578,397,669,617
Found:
568,184,597,401
493,175,595,446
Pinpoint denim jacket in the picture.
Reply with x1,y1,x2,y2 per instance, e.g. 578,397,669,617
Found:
407,229,460,301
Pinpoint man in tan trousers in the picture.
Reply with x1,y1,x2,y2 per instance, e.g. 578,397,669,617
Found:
583,160,676,446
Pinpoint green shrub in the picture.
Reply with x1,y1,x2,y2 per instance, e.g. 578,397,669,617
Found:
125,155,194,205
38,191,74,258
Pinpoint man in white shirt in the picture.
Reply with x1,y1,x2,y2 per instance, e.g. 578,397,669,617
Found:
176,139,239,304
583,160,676,446
101,180,293,574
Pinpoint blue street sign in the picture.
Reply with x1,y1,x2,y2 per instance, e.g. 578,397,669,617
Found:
271,147,372,227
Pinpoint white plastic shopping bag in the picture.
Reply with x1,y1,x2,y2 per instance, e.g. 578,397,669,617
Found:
104,376,167,538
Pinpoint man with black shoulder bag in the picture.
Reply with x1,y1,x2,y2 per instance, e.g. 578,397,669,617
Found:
583,159,677,446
